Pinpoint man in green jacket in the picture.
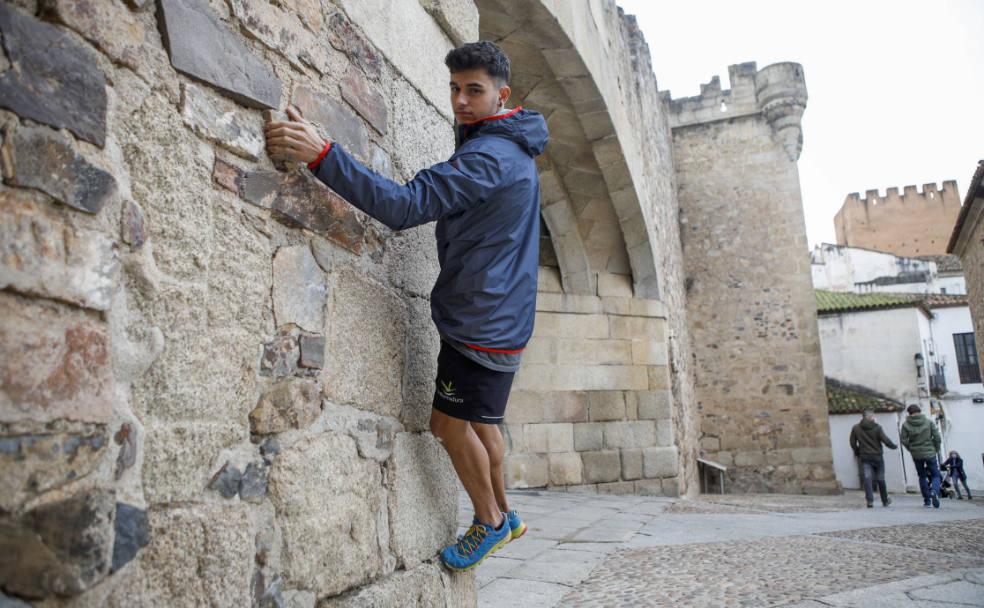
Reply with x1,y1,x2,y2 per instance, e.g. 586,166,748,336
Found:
850,410,898,507
900,404,943,508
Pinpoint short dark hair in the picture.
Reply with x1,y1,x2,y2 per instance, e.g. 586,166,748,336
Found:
444,41,510,85
907,404,921,415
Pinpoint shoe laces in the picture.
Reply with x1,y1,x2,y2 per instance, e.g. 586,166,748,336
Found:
455,523,488,556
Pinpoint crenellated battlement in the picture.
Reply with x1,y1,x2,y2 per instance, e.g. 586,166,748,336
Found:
842,180,961,209
662,61,808,161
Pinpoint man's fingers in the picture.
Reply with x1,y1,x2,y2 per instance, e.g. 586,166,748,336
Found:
266,132,306,146
285,105,305,122
264,123,304,137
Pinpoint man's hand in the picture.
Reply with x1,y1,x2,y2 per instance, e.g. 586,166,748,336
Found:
263,106,329,165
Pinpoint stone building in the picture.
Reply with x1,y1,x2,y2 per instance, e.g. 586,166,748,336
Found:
948,160,984,381
665,62,838,493
0,0,835,605
834,180,963,257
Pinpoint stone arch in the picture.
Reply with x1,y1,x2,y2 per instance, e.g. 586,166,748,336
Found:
477,0,661,299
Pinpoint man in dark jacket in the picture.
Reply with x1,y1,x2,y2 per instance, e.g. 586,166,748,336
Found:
849,410,898,507
264,41,547,570
900,404,943,508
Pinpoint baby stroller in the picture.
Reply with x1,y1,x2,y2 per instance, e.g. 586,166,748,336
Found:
940,466,957,499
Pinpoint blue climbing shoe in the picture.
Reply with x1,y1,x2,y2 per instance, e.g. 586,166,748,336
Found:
440,516,510,571
506,509,527,541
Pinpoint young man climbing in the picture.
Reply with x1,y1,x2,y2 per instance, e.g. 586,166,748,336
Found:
264,41,548,571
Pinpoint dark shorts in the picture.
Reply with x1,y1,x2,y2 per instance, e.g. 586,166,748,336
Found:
432,340,515,424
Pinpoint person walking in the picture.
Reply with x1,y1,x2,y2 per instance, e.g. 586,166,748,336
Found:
849,409,898,507
942,450,973,500
900,404,943,508
264,41,546,571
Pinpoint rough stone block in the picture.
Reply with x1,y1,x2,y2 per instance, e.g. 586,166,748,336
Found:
610,316,665,340
180,83,264,159
0,195,119,310
735,451,766,467
647,365,671,390
548,452,583,486
587,391,626,421
620,448,643,481
298,334,326,369
597,273,633,297
631,339,668,365
327,269,406,418
240,170,366,254
418,0,479,46
656,419,674,447
272,245,327,333
503,391,544,424
399,297,440,432
603,420,655,449
503,453,548,488
642,446,679,478
513,364,648,392
597,480,635,495
111,503,149,574
158,0,281,108
580,450,620,483
791,446,833,464
524,423,574,453
43,0,151,71
541,391,588,423
556,338,633,365
537,267,563,293
0,294,113,426
269,433,383,597
634,478,662,496
0,3,108,146
636,390,672,420
293,85,370,161
320,563,449,607
122,200,148,250
229,0,330,74
387,433,457,569
250,379,322,435
573,422,604,452
103,503,253,606
341,65,388,135
260,333,301,378
0,432,107,513
0,489,114,599
533,312,609,339
142,422,242,504
2,123,118,214
325,10,382,80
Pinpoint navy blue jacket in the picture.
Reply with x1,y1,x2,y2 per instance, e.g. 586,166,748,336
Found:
310,107,548,352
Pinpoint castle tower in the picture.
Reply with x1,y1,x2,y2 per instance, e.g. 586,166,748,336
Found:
664,63,838,493
834,181,963,256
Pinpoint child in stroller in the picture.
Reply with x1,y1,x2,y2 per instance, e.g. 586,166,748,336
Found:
941,451,973,500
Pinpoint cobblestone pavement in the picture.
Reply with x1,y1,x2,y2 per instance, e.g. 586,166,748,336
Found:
467,490,984,608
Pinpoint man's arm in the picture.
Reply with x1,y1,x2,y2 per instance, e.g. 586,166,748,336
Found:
849,426,860,455
899,423,910,450
879,427,898,450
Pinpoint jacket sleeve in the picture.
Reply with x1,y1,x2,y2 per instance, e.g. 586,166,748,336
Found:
899,424,910,449
879,427,898,450
309,143,501,231
849,426,860,454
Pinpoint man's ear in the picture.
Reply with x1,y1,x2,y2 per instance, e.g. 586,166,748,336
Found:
498,84,512,108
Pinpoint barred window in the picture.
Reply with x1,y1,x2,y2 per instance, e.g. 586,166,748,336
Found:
953,333,982,384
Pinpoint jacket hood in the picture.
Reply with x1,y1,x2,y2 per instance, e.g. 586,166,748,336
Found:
457,107,548,157
905,413,930,429
860,418,879,430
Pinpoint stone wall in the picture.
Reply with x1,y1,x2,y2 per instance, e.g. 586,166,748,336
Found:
666,63,839,494
834,181,962,257
0,0,477,605
949,163,984,380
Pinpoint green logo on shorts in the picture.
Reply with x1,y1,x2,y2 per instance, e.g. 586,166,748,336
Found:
440,379,455,395
438,378,463,404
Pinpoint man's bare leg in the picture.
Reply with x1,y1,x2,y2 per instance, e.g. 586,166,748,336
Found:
470,422,509,514
430,409,503,527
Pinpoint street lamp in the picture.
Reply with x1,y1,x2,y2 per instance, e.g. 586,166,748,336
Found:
914,352,924,379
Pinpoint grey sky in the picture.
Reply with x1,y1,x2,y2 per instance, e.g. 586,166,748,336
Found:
617,0,984,249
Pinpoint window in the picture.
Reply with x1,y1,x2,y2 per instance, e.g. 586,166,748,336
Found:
953,333,982,384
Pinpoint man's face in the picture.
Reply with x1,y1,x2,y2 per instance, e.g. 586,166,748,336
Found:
449,67,510,124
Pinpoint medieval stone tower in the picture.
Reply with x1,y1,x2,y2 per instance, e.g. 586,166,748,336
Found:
666,62,838,494
835,181,962,257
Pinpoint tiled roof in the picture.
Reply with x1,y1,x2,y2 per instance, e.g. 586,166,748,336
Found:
815,290,967,314
914,254,963,274
826,378,904,415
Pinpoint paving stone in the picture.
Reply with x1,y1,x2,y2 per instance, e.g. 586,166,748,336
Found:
180,83,264,159
250,378,322,435
0,3,108,146
158,0,282,109
293,85,370,160
110,503,149,573
0,294,113,426
0,193,119,310
239,170,366,254
0,488,114,599
0,432,107,512
478,578,570,608
272,245,327,333
341,65,388,135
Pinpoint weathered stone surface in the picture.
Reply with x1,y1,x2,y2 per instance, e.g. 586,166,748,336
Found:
525,423,574,453
0,432,107,512
240,170,366,254
325,10,382,80
250,379,322,435
158,0,282,109
0,193,119,310
298,335,326,369
103,503,253,606
212,157,243,193
230,0,330,74
341,66,388,135
0,591,31,607
603,420,656,449
387,433,456,569
0,3,107,146
269,433,383,597
0,489,114,599
581,450,620,483
636,390,672,421
548,451,583,485
42,0,149,71
587,391,626,421
121,200,148,249
260,333,301,378
2,124,118,214
239,462,268,504
326,268,406,418
273,245,327,333
503,453,548,488
621,448,643,480
0,294,113,425
141,421,242,503
293,85,370,160
282,0,323,31
180,83,264,159
418,0,479,46
208,462,243,498
110,503,149,573
573,422,604,451
642,446,679,478
320,563,449,607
